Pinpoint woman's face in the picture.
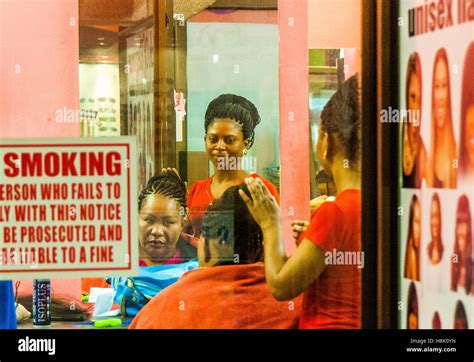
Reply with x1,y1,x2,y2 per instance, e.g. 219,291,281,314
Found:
431,198,441,241
408,73,421,128
465,105,474,168
408,312,418,329
433,58,449,128
139,194,183,263
456,219,468,254
413,202,422,248
205,119,249,169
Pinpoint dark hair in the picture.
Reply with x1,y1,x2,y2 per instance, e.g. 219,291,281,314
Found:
138,171,187,213
427,192,444,262
407,282,418,329
454,301,468,329
404,194,420,280
405,52,422,120
460,42,474,175
201,185,263,265
451,195,473,294
320,74,361,165
432,311,441,329
315,170,333,184
205,94,261,148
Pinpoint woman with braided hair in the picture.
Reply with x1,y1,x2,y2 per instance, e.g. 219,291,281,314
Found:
103,171,199,316
81,171,198,315
240,75,362,329
130,185,301,329
187,94,280,237
138,170,197,265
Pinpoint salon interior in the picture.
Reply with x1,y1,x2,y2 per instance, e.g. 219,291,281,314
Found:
1,0,473,332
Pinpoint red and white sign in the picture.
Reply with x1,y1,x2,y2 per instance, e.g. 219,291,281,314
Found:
0,137,138,279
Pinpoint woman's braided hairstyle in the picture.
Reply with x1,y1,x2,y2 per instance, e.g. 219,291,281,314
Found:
138,171,187,214
320,74,361,165
205,94,261,148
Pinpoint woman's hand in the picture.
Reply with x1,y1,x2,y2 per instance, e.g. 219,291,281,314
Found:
291,220,309,240
239,177,281,231
310,195,328,215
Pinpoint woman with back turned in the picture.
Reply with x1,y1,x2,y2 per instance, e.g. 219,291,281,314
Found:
241,75,362,329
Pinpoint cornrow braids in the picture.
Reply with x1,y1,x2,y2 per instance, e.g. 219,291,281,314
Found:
320,74,361,165
205,94,261,148
138,171,187,214
201,185,263,265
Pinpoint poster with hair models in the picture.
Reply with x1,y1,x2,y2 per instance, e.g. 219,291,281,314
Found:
398,0,474,329
126,26,155,191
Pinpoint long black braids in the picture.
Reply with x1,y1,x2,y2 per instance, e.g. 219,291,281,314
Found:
205,94,261,148
138,171,187,215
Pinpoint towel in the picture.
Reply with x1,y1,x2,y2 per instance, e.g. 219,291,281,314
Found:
130,262,302,329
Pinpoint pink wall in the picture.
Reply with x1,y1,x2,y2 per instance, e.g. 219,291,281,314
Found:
308,0,361,49
0,0,80,139
279,0,310,254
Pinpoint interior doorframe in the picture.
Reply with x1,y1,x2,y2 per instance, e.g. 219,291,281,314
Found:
361,0,400,329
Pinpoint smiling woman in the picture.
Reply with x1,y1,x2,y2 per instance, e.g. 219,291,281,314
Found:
428,48,457,188
186,94,280,237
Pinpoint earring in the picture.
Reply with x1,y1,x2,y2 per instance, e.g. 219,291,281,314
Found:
243,148,248,156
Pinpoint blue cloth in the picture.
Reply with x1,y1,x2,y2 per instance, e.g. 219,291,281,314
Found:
107,259,199,316
0,281,17,329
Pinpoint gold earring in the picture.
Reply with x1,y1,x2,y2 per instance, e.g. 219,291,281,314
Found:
243,148,248,156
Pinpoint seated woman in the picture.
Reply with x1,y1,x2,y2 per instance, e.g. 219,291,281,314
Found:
129,185,301,329
83,171,199,317
109,171,199,316
137,171,197,265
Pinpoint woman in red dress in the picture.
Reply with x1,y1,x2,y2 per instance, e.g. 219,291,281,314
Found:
241,75,362,329
187,94,279,237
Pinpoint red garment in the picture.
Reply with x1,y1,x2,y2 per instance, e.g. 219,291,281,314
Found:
187,173,280,236
129,262,301,329
81,278,110,295
299,189,361,329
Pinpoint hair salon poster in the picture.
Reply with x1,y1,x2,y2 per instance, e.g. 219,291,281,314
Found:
398,0,474,329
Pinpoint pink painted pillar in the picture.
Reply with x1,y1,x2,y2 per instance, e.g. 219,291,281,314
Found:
278,0,310,254
0,0,80,139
